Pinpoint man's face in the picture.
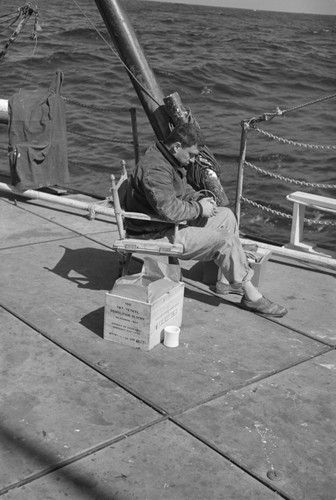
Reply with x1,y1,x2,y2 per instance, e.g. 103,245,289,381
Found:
173,143,199,166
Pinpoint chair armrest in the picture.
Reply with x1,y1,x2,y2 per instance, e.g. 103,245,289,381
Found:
122,210,186,225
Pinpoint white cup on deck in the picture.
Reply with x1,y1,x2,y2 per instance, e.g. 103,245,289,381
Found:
163,326,180,348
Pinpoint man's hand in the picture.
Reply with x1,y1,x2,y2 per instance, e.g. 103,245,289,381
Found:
199,197,217,218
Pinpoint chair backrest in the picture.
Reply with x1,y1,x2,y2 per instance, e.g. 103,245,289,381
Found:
111,160,184,246
111,160,129,240
111,161,184,271
115,160,129,209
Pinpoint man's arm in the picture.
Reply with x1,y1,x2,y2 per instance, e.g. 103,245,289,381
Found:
183,181,204,202
142,163,202,223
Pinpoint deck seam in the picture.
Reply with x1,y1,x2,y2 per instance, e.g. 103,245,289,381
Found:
0,301,333,499
0,301,168,417
166,346,332,416
0,235,80,251
169,418,295,500
2,298,333,419
1,298,334,418
2,197,118,247
14,198,117,236
0,416,168,496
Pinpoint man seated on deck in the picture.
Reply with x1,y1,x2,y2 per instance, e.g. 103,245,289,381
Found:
125,122,287,318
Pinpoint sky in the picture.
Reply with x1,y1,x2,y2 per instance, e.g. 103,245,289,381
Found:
145,0,336,15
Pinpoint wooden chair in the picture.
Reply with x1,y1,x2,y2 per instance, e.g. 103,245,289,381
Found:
111,161,184,276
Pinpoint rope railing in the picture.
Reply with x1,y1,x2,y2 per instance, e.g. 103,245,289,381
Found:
245,93,336,125
243,161,336,190
250,126,336,151
240,196,336,226
67,128,133,145
64,97,140,162
235,93,336,231
63,96,127,114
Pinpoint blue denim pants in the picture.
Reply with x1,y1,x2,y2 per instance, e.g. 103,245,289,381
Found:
135,207,253,285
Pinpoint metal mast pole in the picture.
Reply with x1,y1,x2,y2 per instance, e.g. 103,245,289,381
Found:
235,120,249,226
93,0,171,140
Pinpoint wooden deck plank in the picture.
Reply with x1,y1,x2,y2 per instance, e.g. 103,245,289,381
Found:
2,421,283,500
0,198,75,249
175,350,336,500
0,232,328,414
1,197,335,499
0,309,159,493
1,195,118,237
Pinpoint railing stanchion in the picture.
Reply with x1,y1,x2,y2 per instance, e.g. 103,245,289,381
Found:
235,120,249,226
129,107,140,165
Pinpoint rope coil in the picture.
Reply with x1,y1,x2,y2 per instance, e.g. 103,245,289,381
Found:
0,3,41,60
87,198,113,220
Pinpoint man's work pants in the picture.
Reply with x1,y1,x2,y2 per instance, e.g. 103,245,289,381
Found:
134,207,254,285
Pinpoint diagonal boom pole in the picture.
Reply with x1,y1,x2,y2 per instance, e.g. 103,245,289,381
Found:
93,0,171,140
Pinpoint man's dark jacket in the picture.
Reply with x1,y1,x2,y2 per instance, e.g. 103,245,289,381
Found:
125,142,204,235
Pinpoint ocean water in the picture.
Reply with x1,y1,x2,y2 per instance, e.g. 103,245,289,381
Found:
1,0,335,250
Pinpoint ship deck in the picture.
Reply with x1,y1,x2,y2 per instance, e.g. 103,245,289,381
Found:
0,190,335,500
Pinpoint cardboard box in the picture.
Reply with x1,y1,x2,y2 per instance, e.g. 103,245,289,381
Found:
248,248,272,288
103,258,184,351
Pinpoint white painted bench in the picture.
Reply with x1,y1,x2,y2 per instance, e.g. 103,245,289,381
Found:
286,191,336,255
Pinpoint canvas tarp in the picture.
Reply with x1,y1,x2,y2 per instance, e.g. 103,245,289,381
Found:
8,70,69,189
